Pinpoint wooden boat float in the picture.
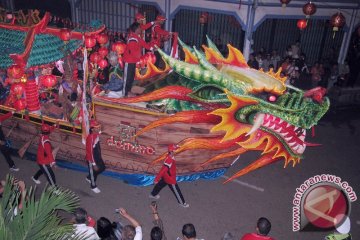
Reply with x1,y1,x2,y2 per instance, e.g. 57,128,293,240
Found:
1,99,234,185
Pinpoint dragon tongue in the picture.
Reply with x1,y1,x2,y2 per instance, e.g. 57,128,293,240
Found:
246,113,265,136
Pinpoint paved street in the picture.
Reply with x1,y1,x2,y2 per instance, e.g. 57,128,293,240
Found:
1,108,359,239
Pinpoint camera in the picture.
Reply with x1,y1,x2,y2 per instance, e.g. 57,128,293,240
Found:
115,208,120,213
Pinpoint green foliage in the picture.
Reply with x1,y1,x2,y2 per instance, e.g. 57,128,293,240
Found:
0,175,83,240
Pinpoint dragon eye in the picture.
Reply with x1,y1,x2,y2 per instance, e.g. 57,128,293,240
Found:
268,95,277,102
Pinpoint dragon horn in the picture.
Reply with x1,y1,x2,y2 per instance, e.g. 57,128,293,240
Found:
157,48,233,89
193,46,217,71
178,38,193,53
178,37,199,64
206,35,224,58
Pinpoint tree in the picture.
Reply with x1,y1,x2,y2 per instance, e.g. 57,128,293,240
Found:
0,175,84,240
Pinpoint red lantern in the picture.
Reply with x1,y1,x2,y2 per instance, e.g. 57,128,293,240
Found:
14,99,26,111
98,47,109,58
297,19,307,30
280,0,291,8
60,28,71,42
199,12,208,25
303,2,317,19
90,52,101,63
40,75,57,88
112,42,126,55
85,36,96,48
330,12,346,32
97,59,108,69
7,65,24,79
97,34,109,45
11,83,25,98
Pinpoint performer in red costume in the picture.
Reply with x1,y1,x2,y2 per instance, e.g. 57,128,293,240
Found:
31,123,57,186
0,111,19,171
151,15,171,67
151,15,171,48
149,144,189,208
85,119,106,194
123,22,154,97
135,13,154,31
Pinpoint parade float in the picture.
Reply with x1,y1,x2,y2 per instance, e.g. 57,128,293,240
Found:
0,10,329,185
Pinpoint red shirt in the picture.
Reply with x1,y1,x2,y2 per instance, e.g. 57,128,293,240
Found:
85,132,100,164
241,233,275,240
123,32,153,63
37,135,55,165
154,154,177,184
151,24,170,47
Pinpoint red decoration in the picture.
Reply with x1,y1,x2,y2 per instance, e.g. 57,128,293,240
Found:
11,83,25,98
97,34,109,45
90,52,101,63
25,80,40,111
98,59,108,69
297,19,307,30
7,65,24,79
85,36,96,48
112,42,126,55
199,12,209,25
118,57,124,69
40,75,57,88
60,28,71,42
330,12,346,32
280,0,291,8
303,2,317,19
14,99,26,111
98,47,109,58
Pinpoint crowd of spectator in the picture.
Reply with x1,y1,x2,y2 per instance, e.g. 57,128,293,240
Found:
247,41,355,91
0,172,281,240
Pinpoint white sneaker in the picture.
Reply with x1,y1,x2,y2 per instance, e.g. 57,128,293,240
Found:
85,178,91,184
91,187,101,193
10,166,20,172
149,194,160,199
179,203,190,208
31,177,41,185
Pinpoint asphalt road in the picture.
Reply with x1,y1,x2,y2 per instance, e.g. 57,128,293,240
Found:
1,108,359,240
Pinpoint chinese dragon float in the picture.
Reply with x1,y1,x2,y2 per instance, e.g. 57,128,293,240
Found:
0,10,329,185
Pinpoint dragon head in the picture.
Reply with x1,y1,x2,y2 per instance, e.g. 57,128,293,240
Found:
155,37,329,181
105,37,329,182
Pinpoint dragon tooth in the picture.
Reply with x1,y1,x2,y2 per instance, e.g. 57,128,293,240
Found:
275,127,282,133
289,141,297,147
294,127,299,131
279,119,284,124
285,136,292,141
246,113,265,136
293,144,300,151
263,121,270,127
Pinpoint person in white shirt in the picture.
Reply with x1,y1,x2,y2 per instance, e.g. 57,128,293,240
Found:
72,207,100,240
117,208,142,240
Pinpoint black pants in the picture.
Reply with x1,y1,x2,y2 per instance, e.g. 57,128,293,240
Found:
86,158,106,188
33,164,56,186
151,178,186,204
123,62,136,97
1,146,15,168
